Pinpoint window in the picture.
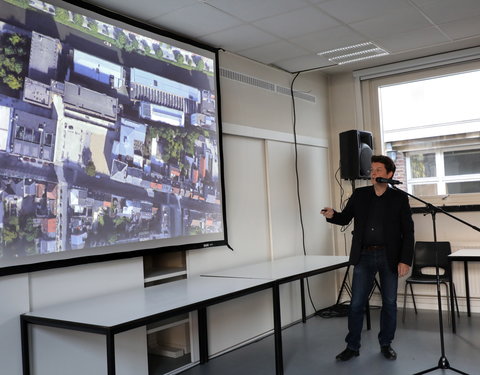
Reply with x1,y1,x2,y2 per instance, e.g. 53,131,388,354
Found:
358,58,480,207
371,64,480,200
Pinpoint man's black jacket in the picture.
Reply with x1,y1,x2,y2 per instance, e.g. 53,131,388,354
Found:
327,186,415,272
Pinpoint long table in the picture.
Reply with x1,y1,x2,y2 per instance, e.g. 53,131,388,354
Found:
21,255,349,375
448,249,480,333
202,255,349,374
203,255,350,321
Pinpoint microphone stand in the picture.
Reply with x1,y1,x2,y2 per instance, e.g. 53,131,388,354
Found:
391,185,480,375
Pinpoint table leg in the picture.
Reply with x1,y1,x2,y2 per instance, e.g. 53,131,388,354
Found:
300,279,306,323
106,332,115,375
198,307,209,364
464,261,471,317
272,284,283,375
21,317,30,375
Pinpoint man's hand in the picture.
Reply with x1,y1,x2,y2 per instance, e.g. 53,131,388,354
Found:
321,207,334,219
398,263,410,277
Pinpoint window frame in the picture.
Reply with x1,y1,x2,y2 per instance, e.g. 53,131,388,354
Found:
406,148,480,197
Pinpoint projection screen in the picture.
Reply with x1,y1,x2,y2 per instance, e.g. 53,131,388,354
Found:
0,0,227,275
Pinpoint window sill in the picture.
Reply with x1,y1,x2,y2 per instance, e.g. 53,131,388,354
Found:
409,193,480,213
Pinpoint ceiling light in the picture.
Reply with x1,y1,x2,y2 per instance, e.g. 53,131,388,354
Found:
317,42,389,65
337,52,389,65
317,42,373,56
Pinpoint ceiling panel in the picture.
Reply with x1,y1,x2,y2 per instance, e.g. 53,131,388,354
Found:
414,0,480,24
350,7,433,39
439,15,480,40
238,40,310,65
252,6,340,39
199,25,278,52
149,2,243,38
205,0,309,22
316,0,413,24
377,26,450,53
292,26,369,53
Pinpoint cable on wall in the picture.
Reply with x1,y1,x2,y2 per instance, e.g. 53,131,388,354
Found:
289,71,319,312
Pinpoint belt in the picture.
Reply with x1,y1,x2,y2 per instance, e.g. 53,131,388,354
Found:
363,245,385,251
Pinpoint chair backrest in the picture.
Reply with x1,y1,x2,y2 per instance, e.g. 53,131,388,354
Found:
410,241,452,278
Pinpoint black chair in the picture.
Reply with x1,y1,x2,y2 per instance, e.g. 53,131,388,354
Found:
402,241,460,323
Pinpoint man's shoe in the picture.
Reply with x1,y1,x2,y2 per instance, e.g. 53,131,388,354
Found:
336,347,359,361
381,345,397,360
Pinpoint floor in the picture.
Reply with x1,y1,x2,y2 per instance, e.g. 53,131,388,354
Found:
180,307,480,375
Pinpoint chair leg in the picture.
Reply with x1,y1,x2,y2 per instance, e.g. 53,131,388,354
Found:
403,282,408,322
452,283,460,318
409,283,418,314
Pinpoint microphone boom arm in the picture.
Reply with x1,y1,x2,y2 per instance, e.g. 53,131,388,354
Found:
392,186,480,233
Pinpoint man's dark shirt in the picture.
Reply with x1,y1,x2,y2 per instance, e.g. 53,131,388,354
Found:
363,190,386,246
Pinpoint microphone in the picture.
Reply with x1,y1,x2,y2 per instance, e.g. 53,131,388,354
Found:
375,177,402,185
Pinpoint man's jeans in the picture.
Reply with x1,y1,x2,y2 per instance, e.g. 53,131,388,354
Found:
346,249,398,350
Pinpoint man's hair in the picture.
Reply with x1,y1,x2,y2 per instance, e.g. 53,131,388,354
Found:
371,155,396,174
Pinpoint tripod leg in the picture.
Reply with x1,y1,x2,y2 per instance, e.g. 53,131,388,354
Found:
413,365,441,375
402,282,408,322
336,265,351,305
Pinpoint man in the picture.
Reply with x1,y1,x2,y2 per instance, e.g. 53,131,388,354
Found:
321,155,414,361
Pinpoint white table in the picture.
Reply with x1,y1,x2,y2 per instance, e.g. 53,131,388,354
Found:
21,276,272,375
448,249,480,332
202,255,349,373
21,255,349,375
204,255,349,281
203,255,349,322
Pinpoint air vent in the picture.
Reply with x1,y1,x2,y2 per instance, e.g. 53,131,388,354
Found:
219,68,275,91
220,68,316,103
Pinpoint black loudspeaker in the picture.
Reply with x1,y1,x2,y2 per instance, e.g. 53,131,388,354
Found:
339,130,373,180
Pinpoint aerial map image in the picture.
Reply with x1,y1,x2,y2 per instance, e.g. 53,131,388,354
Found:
0,0,224,262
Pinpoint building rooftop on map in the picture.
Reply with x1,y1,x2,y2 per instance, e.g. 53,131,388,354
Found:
28,31,60,84
63,81,118,122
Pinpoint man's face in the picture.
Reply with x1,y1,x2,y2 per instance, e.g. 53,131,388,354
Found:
370,162,394,185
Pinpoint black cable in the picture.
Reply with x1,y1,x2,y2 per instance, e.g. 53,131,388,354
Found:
290,74,305,254
289,72,320,312
316,301,350,318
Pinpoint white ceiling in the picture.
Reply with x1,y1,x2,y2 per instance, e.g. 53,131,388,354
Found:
82,0,480,74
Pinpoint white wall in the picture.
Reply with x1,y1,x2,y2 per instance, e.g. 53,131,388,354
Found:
0,51,337,374
0,274,29,375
